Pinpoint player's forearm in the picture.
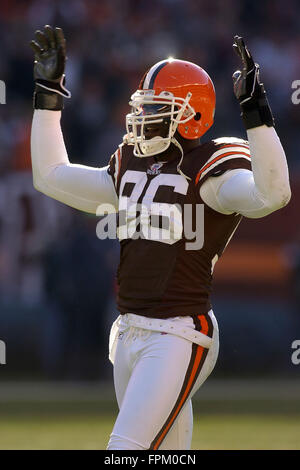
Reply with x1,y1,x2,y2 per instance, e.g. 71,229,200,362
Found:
246,124,291,210
31,109,118,214
31,109,68,184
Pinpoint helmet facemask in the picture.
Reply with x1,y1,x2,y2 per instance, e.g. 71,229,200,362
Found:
126,89,195,157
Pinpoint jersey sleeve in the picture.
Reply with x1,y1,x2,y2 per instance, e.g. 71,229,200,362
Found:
195,137,252,187
199,127,291,218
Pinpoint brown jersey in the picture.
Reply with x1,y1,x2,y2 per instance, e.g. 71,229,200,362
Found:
107,137,251,319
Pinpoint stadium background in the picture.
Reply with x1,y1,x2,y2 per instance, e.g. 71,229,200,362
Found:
0,0,299,449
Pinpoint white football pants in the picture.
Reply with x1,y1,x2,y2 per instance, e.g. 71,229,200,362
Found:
107,310,219,450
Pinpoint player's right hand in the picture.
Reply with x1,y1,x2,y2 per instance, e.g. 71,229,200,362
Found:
30,25,71,110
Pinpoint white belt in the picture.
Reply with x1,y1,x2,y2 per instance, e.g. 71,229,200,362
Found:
124,313,213,349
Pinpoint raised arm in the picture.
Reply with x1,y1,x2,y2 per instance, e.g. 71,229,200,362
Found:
30,25,118,214
200,36,291,218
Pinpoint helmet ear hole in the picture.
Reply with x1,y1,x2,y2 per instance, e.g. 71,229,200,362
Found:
194,112,201,121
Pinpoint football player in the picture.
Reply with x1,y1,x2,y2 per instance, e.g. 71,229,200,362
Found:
30,26,291,450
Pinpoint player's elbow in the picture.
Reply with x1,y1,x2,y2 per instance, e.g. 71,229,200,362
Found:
32,175,40,192
280,186,292,208
265,184,291,213
244,185,291,219
32,172,49,197
32,172,43,193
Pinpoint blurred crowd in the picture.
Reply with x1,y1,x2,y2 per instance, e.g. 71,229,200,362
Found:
0,0,299,380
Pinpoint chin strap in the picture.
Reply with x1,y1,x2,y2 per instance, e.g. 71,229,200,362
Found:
172,137,192,181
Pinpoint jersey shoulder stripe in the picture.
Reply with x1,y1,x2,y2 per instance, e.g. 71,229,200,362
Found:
179,137,251,184
114,147,122,186
195,147,251,184
195,138,251,184
107,144,124,188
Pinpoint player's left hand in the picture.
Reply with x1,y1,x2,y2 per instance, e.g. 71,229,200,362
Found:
232,35,274,129
232,35,261,105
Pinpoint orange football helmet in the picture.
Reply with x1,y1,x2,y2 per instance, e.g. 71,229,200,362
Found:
126,58,216,157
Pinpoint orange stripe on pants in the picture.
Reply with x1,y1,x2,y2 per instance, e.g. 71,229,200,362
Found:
151,315,210,450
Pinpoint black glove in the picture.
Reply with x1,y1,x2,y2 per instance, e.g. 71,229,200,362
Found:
232,35,274,129
30,25,71,110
